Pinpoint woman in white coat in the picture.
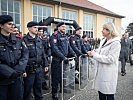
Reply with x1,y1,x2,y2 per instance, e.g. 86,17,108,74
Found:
88,22,121,100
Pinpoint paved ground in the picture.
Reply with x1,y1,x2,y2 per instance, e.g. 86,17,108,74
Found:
41,62,133,100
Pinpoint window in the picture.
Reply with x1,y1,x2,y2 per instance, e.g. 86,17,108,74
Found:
105,17,115,23
0,0,21,30
62,10,77,21
83,14,94,38
62,10,77,35
32,4,52,35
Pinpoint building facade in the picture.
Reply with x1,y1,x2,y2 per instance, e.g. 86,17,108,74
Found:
0,0,124,38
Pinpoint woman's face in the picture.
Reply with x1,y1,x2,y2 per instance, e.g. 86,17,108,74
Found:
102,28,110,38
0,21,14,34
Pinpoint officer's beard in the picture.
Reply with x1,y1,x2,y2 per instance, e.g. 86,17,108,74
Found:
60,29,65,34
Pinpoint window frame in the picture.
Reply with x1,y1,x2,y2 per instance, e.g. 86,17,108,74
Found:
0,0,21,31
83,13,94,38
32,4,53,35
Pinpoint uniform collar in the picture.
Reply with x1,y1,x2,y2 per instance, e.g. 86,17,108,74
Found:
26,33,41,42
27,33,37,40
0,33,17,44
75,34,81,38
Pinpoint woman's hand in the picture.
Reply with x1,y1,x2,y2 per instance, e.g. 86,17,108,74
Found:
87,51,94,57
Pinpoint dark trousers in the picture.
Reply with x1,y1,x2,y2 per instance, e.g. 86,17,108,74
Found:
120,58,127,73
0,77,23,100
51,59,62,95
98,91,114,100
23,68,43,100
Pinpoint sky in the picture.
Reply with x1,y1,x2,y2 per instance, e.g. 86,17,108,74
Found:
88,0,133,30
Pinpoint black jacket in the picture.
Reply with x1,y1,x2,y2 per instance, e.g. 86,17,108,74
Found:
23,33,48,73
0,33,29,85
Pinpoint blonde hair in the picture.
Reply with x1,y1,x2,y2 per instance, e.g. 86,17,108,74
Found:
103,22,119,38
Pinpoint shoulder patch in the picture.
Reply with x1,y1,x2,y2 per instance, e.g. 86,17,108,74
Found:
22,41,27,48
53,39,57,43
72,41,75,44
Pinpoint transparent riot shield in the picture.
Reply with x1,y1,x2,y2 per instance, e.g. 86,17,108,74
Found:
88,57,95,81
42,57,52,95
61,57,75,100
79,54,88,90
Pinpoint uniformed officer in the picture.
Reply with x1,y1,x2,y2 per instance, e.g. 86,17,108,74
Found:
82,35,91,54
50,22,76,100
69,27,83,83
0,15,29,100
23,21,48,100
37,27,50,90
69,27,83,56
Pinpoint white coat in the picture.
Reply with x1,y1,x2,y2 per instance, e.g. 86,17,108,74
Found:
92,37,121,94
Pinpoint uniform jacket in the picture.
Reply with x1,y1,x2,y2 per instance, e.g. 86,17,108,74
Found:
50,31,75,60
41,36,51,57
69,34,83,56
23,33,48,72
81,41,91,54
92,37,121,94
0,33,29,85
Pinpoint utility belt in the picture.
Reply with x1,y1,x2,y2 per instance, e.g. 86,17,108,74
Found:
26,64,42,73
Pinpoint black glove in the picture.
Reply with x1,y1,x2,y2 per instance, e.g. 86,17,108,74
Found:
10,72,19,79
64,58,69,64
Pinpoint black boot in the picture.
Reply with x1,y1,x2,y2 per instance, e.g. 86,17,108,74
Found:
42,81,49,90
52,93,58,100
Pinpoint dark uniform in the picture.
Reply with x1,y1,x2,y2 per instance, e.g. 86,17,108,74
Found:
0,15,29,100
69,27,83,84
23,22,48,100
82,35,91,54
42,34,51,59
38,29,51,90
69,27,83,70
50,22,75,100
42,35,51,90
69,34,83,56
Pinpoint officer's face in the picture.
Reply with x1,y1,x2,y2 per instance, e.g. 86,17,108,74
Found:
28,26,38,35
0,21,14,34
124,33,129,39
76,29,82,35
83,37,88,41
59,25,65,33
12,27,19,35
38,29,43,36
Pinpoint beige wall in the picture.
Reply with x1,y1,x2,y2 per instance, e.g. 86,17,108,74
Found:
21,0,32,34
96,14,105,39
115,18,122,34
96,14,122,39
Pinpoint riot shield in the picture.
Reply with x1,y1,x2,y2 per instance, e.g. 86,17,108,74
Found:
42,57,52,95
88,57,95,81
61,57,75,100
79,55,88,90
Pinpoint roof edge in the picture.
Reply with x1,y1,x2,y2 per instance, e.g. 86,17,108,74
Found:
60,1,124,18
